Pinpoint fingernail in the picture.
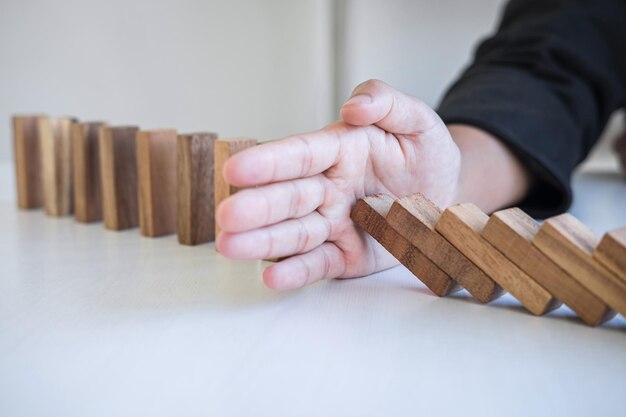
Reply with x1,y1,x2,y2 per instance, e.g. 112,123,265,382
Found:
344,94,373,107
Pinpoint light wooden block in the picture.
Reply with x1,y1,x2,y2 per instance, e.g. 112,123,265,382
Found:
72,121,106,223
351,194,460,297
214,138,257,237
483,208,615,326
137,129,178,237
99,126,140,231
177,132,218,245
435,204,560,315
38,116,77,216
13,114,46,209
387,193,502,303
534,214,626,317
594,227,626,283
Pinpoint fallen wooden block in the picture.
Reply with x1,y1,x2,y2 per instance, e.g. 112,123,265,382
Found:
214,137,257,238
177,132,218,245
13,114,46,209
386,194,502,303
435,204,560,315
483,208,615,326
594,227,626,283
38,116,77,216
99,126,140,231
137,129,178,237
534,214,626,317
351,194,460,297
72,121,107,223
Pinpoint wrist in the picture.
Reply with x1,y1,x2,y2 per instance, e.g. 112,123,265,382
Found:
448,124,532,213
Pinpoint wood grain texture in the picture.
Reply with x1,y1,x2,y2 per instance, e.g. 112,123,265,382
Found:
38,116,77,216
351,195,460,297
177,132,218,245
137,129,178,237
435,204,560,316
13,115,46,209
594,227,626,283
214,138,257,238
534,214,626,317
387,193,502,303
99,126,140,231
72,122,106,223
483,208,615,326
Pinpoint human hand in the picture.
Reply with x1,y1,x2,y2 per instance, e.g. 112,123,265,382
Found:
215,79,463,290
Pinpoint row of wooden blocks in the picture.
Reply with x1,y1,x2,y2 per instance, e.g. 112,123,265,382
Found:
12,115,257,245
351,193,626,326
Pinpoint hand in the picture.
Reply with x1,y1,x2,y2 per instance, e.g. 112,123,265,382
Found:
215,79,462,290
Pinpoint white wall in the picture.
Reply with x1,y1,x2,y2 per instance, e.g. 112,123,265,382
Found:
336,0,507,107
0,0,335,164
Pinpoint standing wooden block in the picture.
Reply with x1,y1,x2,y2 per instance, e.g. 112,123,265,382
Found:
99,126,140,231
214,138,257,237
177,132,218,245
13,114,46,209
136,129,178,237
72,122,106,223
38,116,77,216
483,208,615,326
351,195,460,297
534,214,626,317
594,227,626,283
435,204,560,316
387,194,502,303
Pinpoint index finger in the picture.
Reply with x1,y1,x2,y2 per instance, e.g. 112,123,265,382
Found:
223,128,342,187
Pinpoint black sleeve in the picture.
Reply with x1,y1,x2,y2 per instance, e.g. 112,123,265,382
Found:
437,0,626,218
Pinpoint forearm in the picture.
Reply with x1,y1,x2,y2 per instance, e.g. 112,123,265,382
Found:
448,123,532,213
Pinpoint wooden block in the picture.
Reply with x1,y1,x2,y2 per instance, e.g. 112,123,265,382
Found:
136,129,178,237
72,122,106,223
483,208,615,326
351,195,460,297
534,214,626,317
435,204,560,315
38,116,77,216
387,193,502,303
177,132,218,245
594,227,626,283
214,138,257,237
99,126,140,231
12,114,46,209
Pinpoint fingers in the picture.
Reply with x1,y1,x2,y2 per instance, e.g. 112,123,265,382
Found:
223,130,342,187
263,242,347,290
216,175,327,233
216,211,331,260
340,79,444,135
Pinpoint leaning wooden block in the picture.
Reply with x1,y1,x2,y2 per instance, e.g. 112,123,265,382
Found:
214,138,257,237
137,129,178,237
351,195,460,297
72,122,106,223
483,208,614,326
38,116,77,216
177,132,218,245
99,126,140,231
534,214,626,317
594,227,626,283
435,204,560,316
387,193,502,303
13,114,46,209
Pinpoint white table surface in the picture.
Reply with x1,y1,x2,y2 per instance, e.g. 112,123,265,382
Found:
1,169,625,417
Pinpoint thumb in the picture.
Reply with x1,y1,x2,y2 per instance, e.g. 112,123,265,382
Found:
340,79,443,135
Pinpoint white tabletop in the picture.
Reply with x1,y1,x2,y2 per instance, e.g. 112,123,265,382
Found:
1,169,625,417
